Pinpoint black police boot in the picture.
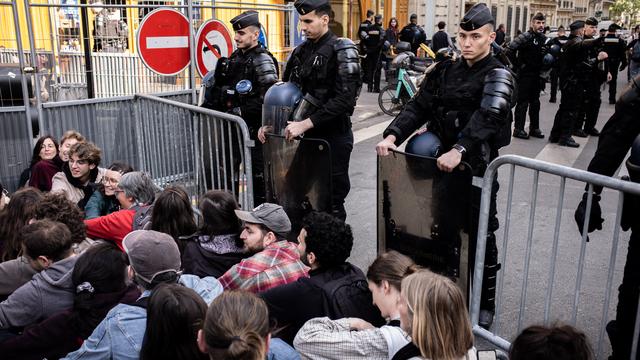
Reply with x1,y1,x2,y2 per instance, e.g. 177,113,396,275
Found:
573,129,588,138
586,128,600,136
558,137,580,148
479,232,500,330
548,136,559,143
513,129,529,139
529,128,545,139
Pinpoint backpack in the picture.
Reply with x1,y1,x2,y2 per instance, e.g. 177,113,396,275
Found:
632,40,640,62
319,263,384,324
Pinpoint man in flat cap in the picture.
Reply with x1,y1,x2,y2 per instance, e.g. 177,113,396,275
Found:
201,10,279,205
573,17,609,138
505,12,549,140
549,19,606,147
276,0,361,221
548,25,569,103
603,23,628,104
377,2,515,329
399,13,426,55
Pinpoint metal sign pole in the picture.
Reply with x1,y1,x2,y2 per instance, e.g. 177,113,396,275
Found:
187,0,198,105
11,1,34,139
80,0,95,98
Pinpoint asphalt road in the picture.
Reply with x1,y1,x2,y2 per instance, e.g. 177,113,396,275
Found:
344,75,634,358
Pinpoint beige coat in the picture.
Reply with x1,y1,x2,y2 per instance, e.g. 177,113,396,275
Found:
51,167,106,205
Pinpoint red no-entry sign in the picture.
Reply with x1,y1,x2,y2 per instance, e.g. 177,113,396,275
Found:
137,8,191,76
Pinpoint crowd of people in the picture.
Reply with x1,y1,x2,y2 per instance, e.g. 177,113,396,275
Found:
0,129,600,359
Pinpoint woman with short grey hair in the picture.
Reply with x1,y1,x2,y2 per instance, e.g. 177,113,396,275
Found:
84,171,161,250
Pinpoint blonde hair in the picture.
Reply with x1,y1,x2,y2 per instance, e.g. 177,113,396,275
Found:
60,130,85,147
202,291,269,360
401,271,473,360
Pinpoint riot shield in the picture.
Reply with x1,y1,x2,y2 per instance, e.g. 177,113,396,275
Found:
263,134,332,238
377,149,473,296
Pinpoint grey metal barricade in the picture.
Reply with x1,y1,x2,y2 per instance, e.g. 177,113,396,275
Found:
470,154,640,359
39,94,253,209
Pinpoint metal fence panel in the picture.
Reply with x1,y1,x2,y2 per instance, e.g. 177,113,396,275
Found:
0,107,33,192
470,155,640,358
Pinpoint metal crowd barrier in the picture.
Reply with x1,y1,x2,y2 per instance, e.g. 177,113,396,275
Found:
469,154,640,358
39,94,253,209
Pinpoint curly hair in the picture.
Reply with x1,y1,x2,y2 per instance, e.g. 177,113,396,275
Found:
510,324,594,360
0,187,43,261
69,142,102,166
34,193,87,245
302,211,353,268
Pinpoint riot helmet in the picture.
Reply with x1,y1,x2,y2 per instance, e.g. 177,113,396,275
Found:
262,82,303,136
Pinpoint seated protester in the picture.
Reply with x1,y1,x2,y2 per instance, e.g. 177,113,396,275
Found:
63,230,223,360
294,250,419,359
0,220,77,330
394,271,476,360
58,130,86,163
150,186,197,254
0,193,88,298
182,190,245,278
509,324,594,360
84,171,158,250
0,187,43,261
218,203,309,293
198,290,300,360
22,135,63,191
140,283,208,360
0,243,139,360
84,162,134,220
261,212,384,345
51,142,105,209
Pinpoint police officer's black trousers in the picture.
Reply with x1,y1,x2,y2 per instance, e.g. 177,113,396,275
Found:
608,229,640,360
576,83,602,132
469,176,500,313
550,81,581,141
366,51,382,91
327,131,354,221
514,76,542,132
550,68,559,101
609,64,620,103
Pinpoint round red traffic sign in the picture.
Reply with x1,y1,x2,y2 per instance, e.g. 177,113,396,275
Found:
137,8,191,76
195,19,235,78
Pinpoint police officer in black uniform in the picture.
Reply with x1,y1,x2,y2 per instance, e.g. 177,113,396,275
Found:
359,10,374,84
603,23,628,104
549,20,604,147
506,12,548,140
399,14,427,55
574,17,608,138
277,0,361,221
549,25,569,103
574,75,640,360
202,10,279,205
376,3,515,329
366,14,385,93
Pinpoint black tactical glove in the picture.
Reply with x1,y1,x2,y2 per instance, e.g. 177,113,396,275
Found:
574,192,604,240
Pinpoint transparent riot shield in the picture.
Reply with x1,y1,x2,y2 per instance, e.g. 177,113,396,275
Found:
377,149,473,296
263,134,332,238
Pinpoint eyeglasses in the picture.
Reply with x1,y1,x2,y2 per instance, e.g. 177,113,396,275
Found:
102,177,119,186
68,159,89,166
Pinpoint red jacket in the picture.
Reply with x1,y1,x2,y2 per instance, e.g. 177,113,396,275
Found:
84,209,136,250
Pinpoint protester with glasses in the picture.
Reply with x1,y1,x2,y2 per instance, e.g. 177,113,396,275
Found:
84,162,133,219
51,142,105,209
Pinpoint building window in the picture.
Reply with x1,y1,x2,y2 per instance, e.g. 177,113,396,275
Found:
491,5,498,23
507,5,513,34
523,7,528,26
515,6,521,33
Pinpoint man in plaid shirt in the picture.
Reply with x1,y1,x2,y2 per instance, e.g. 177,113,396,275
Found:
218,203,309,292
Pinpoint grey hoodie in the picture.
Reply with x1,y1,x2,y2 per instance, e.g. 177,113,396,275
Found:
0,255,78,329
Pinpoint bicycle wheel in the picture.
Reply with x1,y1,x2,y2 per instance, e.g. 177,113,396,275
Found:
378,85,404,117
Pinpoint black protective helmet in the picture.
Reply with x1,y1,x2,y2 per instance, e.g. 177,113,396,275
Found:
395,41,411,53
262,82,303,135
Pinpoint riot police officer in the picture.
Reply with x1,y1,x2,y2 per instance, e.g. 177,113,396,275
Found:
376,3,515,329
506,12,548,140
574,75,640,360
549,20,605,147
603,23,628,104
359,10,374,84
202,10,279,205
574,17,608,138
549,25,569,103
399,14,427,55
271,0,361,221
365,14,385,93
